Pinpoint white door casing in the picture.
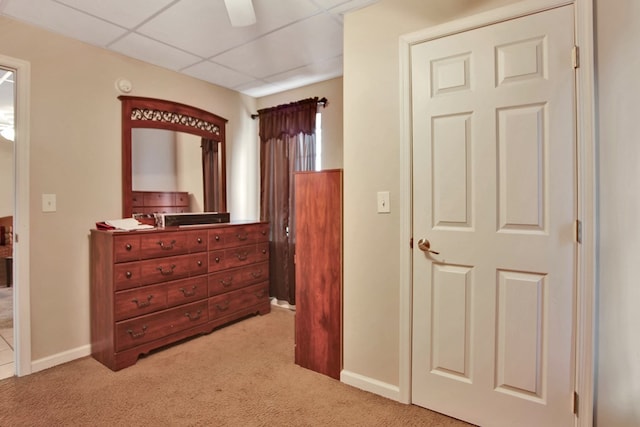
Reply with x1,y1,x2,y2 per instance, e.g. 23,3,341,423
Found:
0,53,32,377
411,5,576,427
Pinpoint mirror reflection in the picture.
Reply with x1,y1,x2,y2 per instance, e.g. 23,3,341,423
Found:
132,129,205,212
120,96,227,219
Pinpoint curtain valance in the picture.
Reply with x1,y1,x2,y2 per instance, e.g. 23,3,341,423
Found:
258,97,318,142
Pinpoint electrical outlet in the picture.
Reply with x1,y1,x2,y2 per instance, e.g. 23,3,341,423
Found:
377,191,390,213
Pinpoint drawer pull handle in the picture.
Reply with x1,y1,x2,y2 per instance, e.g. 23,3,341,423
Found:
132,295,153,308
180,286,197,297
215,235,220,241
216,301,230,312
215,257,221,263
261,249,267,254
220,277,234,287
251,270,263,279
254,290,266,299
197,237,203,244
185,310,202,321
236,232,249,241
127,325,147,339
125,271,133,279
197,260,203,267
158,239,176,250
125,243,132,251
261,229,267,235
236,251,249,261
157,264,176,275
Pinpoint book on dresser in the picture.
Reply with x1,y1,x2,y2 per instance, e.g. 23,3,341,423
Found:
90,221,271,371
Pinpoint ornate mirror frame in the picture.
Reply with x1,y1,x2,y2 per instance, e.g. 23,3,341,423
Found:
119,96,228,218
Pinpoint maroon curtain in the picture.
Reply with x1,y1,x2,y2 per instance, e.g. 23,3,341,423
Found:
202,138,220,212
259,98,318,304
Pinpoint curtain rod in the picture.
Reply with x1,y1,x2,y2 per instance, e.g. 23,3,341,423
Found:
251,97,328,120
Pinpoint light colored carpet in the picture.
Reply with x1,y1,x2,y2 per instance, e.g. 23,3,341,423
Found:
0,307,472,426
0,287,12,329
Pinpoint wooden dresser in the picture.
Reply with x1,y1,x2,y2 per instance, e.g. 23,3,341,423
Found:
132,190,189,214
90,221,270,371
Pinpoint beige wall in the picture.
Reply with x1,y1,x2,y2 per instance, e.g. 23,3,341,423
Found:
342,0,523,389
257,77,343,170
0,16,259,361
595,1,640,426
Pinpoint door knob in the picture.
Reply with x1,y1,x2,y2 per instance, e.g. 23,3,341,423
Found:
417,238,439,255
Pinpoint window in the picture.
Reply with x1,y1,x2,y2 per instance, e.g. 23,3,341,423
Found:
315,112,322,171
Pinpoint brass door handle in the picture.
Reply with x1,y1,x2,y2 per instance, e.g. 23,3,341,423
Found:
417,238,439,255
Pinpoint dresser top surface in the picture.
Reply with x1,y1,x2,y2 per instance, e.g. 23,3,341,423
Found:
91,220,267,235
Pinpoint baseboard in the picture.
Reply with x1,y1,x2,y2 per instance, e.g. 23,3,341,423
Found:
31,344,91,373
340,369,402,402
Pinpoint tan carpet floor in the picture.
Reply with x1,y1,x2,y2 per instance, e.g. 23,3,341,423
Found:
0,307,472,426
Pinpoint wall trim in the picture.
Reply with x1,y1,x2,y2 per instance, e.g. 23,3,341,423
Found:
398,1,596,425
31,345,91,374
341,369,401,402
0,53,32,377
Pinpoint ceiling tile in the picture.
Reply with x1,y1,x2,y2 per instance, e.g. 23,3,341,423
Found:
137,0,321,59
182,60,255,89
233,79,288,98
213,13,342,79
263,55,343,89
311,0,350,10
54,0,175,29
327,0,380,15
1,0,126,46
109,33,202,71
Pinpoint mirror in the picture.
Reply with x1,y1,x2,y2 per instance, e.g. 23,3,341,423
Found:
120,96,227,218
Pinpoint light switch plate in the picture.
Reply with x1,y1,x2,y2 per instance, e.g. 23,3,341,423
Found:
42,194,56,212
377,191,390,213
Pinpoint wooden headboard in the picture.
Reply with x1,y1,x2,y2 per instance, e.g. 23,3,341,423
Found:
0,216,12,257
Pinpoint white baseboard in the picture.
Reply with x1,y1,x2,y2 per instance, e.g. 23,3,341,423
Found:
340,369,402,402
30,344,91,374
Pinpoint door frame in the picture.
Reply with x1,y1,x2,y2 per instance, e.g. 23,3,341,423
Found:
0,53,32,377
398,0,596,424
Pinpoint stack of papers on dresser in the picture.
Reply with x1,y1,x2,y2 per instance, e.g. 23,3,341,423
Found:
100,218,154,231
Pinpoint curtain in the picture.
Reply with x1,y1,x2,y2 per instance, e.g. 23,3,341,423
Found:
259,98,318,305
202,138,220,212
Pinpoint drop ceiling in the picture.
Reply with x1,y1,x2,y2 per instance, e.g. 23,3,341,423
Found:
0,0,380,98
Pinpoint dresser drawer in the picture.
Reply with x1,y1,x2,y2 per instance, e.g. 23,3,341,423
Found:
225,243,269,269
175,192,189,207
208,223,269,249
114,262,142,291
115,300,208,352
114,235,141,263
114,283,168,321
139,231,192,259
208,282,269,321
208,262,269,296
184,230,208,253
139,252,207,285
208,243,269,272
132,192,145,207
143,192,174,207
166,276,208,307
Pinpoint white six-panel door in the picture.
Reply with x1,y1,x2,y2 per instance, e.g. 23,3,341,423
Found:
411,5,576,426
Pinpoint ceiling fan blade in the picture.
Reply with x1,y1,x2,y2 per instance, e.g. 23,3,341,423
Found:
224,0,256,27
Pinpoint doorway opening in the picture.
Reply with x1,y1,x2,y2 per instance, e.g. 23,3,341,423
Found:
0,66,15,379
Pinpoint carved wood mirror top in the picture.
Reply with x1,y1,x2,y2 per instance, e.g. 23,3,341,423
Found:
119,96,227,218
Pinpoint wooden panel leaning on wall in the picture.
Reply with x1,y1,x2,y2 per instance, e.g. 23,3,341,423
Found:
90,221,270,371
294,170,343,380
